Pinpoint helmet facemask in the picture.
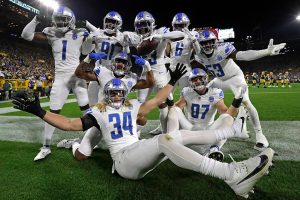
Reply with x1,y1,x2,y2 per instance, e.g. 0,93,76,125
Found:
199,39,216,55
104,79,128,109
135,21,153,38
189,68,208,93
103,11,122,34
112,58,130,76
52,7,75,33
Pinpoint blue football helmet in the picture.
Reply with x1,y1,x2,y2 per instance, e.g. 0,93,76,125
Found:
111,51,130,76
172,12,190,31
189,68,208,91
52,6,75,32
134,11,155,38
103,11,122,34
104,78,128,109
198,30,217,54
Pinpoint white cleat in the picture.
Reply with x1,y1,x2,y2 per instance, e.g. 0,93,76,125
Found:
233,116,249,139
149,124,163,135
57,138,81,149
34,147,51,161
225,148,274,198
254,133,269,151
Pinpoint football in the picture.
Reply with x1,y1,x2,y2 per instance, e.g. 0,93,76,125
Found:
137,38,160,56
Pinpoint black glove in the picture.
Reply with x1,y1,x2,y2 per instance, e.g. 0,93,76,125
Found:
36,14,47,22
76,20,87,28
12,91,46,119
168,63,187,86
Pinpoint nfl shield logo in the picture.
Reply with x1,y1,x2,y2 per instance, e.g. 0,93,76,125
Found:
209,96,214,102
127,81,133,88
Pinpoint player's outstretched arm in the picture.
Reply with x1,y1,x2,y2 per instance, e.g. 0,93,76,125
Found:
21,16,47,41
12,91,83,131
138,63,187,116
233,39,286,61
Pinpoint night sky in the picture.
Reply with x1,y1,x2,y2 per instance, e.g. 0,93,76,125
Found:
39,0,300,41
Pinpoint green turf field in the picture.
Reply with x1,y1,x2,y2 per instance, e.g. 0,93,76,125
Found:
0,84,299,199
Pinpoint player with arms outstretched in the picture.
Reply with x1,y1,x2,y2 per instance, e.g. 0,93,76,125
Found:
21,6,93,161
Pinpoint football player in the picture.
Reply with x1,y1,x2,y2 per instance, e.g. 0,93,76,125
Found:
193,29,286,151
12,64,274,199
21,6,92,161
167,68,248,161
56,51,154,152
134,11,186,134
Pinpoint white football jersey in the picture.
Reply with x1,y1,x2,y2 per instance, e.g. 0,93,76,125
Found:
143,27,170,72
195,42,244,80
43,27,87,75
93,30,124,69
94,65,138,102
181,87,224,129
170,31,197,66
90,99,141,160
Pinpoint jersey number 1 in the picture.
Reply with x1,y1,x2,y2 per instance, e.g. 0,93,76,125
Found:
62,40,67,61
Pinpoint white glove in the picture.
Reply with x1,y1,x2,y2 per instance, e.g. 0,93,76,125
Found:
145,34,163,41
267,39,286,56
183,28,197,42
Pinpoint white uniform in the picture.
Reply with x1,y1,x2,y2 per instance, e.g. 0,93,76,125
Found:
181,87,224,130
94,64,138,102
78,66,138,156
88,30,125,106
43,27,89,110
194,42,249,101
169,31,198,89
138,27,171,103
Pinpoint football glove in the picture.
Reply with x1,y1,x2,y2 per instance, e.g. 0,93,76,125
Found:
169,63,187,86
267,39,286,56
12,91,46,119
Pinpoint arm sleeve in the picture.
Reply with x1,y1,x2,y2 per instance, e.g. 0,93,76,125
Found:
236,49,269,61
162,31,185,40
80,114,100,131
21,16,39,41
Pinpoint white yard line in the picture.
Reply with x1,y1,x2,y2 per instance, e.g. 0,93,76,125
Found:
0,99,77,114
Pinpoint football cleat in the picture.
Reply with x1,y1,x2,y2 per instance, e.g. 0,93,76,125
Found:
34,146,51,161
57,138,81,149
225,148,274,198
205,145,224,162
232,116,249,139
149,124,163,135
254,133,269,151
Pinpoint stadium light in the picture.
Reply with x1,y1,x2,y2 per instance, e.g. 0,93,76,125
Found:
296,14,300,21
37,0,59,10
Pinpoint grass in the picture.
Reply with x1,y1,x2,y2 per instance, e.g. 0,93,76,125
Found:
0,141,299,200
0,84,300,199
1,84,300,120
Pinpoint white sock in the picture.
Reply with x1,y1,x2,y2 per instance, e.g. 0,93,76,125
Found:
158,135,232,180
244,101,262,134
159,106,169,133
167,107,180,132
43,122,56,146
72,142,80,157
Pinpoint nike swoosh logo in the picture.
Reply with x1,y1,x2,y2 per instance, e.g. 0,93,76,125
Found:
237,155,269,185
240,117,245,132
